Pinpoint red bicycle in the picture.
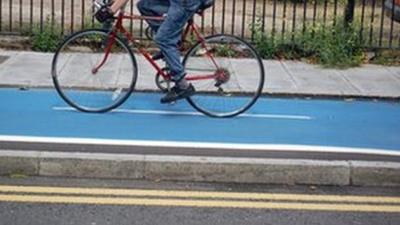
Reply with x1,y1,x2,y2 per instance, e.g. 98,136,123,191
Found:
51,1,265,118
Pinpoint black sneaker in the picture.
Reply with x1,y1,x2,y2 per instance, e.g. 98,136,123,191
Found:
151,51,165,61
160,84,196,104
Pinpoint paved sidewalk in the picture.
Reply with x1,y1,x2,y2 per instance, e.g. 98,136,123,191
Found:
0,50,400,98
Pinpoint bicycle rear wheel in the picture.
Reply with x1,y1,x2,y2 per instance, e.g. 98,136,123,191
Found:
183,34,265,118
52,29,137,113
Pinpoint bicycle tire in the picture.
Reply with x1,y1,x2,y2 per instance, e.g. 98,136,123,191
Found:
52,29,138,113
183,34,265,118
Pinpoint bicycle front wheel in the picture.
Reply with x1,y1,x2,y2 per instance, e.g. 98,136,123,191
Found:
183,34,265,118
52,29,137,113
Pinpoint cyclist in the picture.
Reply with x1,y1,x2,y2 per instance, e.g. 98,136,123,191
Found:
95,0,209,103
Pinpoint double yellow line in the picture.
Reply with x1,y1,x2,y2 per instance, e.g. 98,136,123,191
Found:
0,185,400,213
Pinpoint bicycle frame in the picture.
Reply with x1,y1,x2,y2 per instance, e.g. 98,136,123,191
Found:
92,5,220,82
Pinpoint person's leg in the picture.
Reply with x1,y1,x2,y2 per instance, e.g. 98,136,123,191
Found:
154,0,202,103
110,0,129,13
137,0,169,32
154,0,201,82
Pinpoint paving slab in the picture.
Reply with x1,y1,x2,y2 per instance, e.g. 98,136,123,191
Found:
280,61,362,96
339,65,400,97
0,51,53,87
385,66,400,79
263,60,297,92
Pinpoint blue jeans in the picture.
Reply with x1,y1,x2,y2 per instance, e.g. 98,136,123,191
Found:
154,0,203,81
136,0,169,32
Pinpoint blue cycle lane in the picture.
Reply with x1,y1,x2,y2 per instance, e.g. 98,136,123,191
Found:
0,88,400,153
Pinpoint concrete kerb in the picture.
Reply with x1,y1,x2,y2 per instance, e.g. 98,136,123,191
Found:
1,150,400,187
350,161,400,187
0,150,40,176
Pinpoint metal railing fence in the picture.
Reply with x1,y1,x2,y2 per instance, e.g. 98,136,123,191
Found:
0,0,399,49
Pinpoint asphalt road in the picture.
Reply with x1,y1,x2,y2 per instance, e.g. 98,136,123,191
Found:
0,176,399,225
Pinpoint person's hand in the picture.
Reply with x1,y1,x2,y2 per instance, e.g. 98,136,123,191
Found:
95,5,114,23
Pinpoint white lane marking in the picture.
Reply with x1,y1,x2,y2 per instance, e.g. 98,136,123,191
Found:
1,135,399,157
52,107,313,120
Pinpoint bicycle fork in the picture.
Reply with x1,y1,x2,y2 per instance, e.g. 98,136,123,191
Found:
91,32,117,75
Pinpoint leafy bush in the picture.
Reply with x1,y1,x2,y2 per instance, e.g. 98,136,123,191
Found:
30,17,62,52
296,21,365,68
252,19,278,59
252,17,366,68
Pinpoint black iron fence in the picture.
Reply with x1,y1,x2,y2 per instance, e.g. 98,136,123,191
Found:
0,0,399,49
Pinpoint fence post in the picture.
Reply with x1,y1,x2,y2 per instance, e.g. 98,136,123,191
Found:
344,0,356,25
